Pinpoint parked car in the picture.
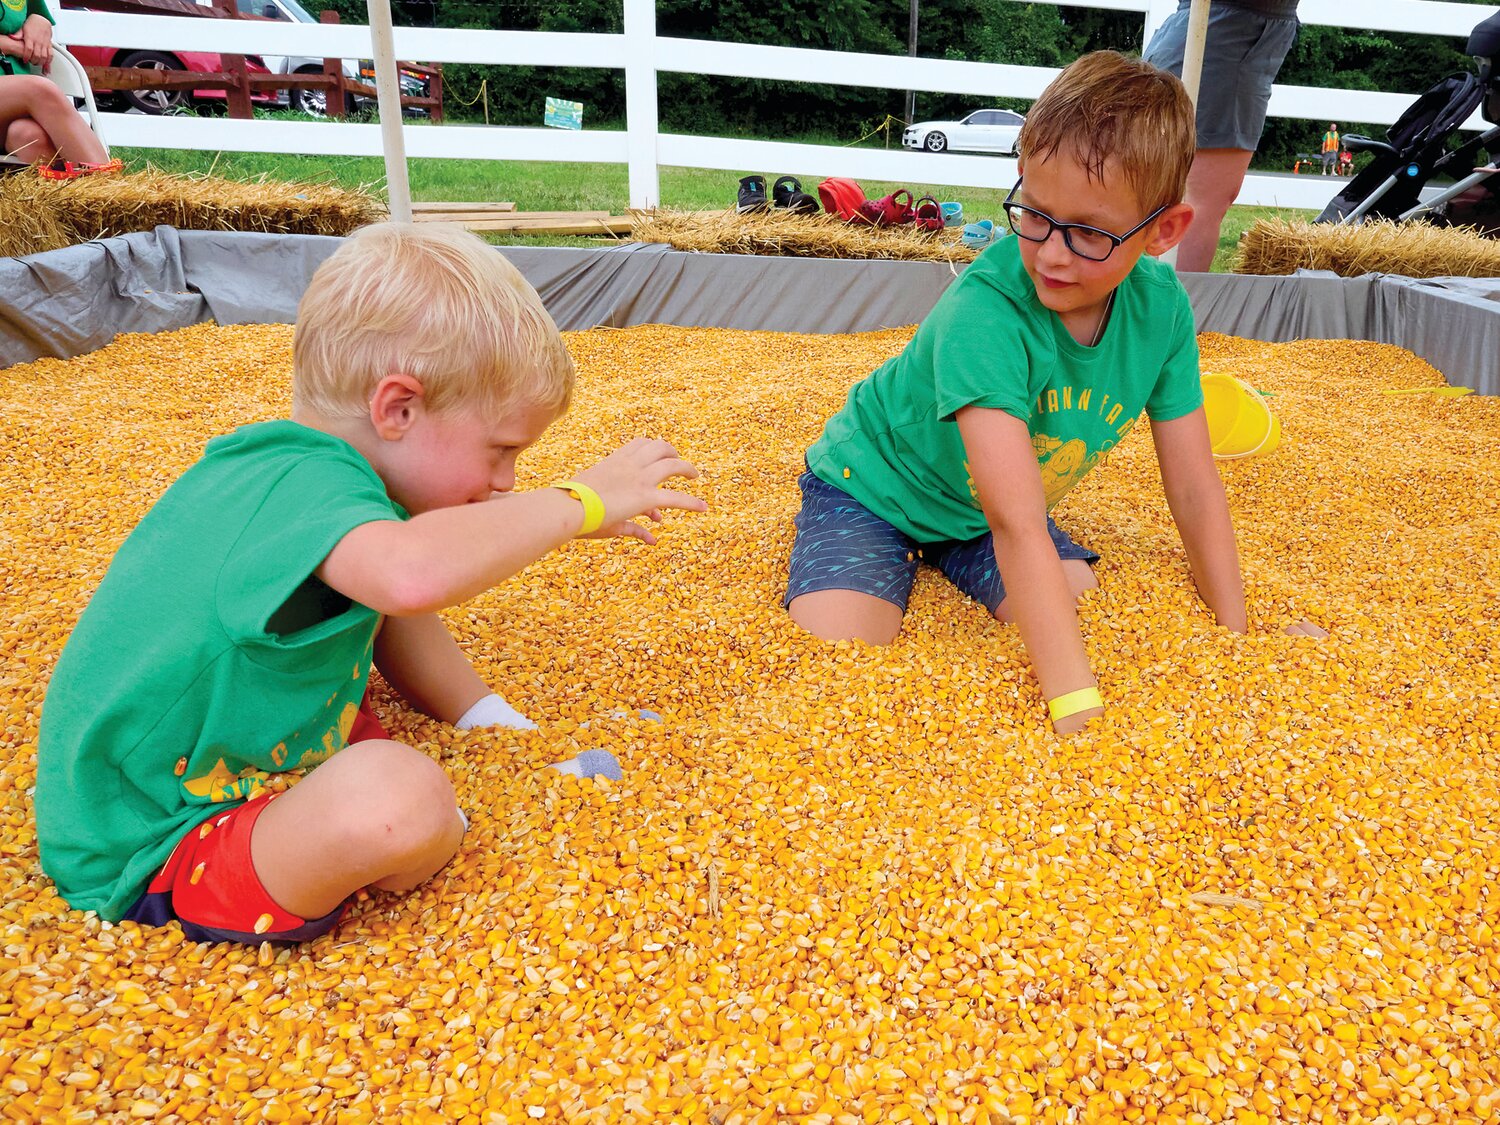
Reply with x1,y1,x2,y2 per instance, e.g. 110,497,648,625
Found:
903,109,1025,155
235,0,432,117
65,39,277,115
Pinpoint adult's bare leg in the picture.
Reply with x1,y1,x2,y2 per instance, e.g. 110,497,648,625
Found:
0,75,108,164
1177,147,1254,273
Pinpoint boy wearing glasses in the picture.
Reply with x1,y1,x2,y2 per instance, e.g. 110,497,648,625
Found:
785,51,1312,734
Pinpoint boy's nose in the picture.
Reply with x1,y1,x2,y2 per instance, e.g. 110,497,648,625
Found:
1036,226,1073,267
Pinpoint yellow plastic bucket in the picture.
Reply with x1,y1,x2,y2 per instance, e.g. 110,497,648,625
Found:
1201,373,1281,459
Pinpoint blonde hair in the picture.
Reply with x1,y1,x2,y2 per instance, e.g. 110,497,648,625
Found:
293,223,574,421
1017,51,1196,214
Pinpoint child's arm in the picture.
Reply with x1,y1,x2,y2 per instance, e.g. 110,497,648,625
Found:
318,437,705,617
1154,411,1329,637
374,613,492,724
1150,409,1248,632
957,406,1103,733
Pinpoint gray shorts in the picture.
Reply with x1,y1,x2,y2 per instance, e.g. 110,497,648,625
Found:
784,467,1097,616
1143,0,1300,151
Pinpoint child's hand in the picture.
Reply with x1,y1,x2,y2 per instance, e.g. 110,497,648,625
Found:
571,438,707,545
1052,705,1104,736
1284,619,1329,638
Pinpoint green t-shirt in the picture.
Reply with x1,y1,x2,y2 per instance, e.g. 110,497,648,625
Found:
1,0,53,76
807,236,1203,541
36,421,406,921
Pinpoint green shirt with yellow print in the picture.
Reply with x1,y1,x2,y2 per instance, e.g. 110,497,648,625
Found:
1,0,54,76
36,421,407,921
808,233,1203,542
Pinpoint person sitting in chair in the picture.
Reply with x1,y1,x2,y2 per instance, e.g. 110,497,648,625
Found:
2,0,115,173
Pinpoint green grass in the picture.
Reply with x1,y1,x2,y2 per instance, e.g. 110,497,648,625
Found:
114,133,1313,270
1212,205,1301,273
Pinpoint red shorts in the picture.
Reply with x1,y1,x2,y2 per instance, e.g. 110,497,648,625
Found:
121,694,390,944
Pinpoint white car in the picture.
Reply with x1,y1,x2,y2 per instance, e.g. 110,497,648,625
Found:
230,0,429,116
903,109,1025,155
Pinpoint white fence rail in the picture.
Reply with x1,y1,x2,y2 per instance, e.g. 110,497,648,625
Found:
55,0,1500,213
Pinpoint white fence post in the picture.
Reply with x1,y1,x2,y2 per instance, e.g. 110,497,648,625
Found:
367,0,411,221
623,0,661,210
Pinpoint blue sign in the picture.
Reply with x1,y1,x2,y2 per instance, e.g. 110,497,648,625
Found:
544,98,583,130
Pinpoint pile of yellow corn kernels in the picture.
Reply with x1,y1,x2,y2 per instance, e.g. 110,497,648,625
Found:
1,322,1497,1124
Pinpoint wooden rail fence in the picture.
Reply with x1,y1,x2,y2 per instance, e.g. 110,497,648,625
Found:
67,0,442,120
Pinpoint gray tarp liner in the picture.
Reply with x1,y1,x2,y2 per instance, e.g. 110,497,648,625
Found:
3,226,1496,393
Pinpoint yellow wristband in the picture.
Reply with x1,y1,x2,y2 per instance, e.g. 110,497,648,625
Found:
549,479,606,535
1048,686,1103,723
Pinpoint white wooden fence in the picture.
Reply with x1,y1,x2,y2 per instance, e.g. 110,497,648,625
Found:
56,0,1500,212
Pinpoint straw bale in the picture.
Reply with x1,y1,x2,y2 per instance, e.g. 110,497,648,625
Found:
0,166,385,258
633,206,982,263
0,174,73,257
1233,216,1500,279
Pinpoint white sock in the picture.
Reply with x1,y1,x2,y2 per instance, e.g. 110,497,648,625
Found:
455,692,537,732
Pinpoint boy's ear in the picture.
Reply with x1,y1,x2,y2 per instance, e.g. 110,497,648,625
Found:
1145,202,1194,256
368,372,426,439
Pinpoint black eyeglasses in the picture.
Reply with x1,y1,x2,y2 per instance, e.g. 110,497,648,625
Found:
1002,179,1167,262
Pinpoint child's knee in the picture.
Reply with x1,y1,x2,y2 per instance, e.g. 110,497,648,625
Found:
338,740,460,861
1062,559,1099,598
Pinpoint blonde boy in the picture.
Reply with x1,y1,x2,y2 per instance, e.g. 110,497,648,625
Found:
786,52,1322,733
36,224,704,943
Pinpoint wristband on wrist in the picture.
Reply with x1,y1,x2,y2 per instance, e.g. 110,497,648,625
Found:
1047,686,1103,723
549,479,606,535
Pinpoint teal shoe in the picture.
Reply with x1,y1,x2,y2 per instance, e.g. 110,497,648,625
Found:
960,219,996,249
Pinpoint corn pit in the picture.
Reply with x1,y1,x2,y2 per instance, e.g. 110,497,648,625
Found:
1,322,1498,1124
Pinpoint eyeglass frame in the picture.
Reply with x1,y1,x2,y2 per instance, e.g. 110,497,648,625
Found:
1002,178,1168,262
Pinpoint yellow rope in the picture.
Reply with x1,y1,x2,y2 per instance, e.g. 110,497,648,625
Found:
448,78,490,123
448,78,489,108
843,114,907,147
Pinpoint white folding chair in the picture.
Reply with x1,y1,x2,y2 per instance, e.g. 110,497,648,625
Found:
2,42,110,169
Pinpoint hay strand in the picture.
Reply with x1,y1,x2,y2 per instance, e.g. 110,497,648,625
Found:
0,166,386,258
632,207,984,263
1233,217,1500,279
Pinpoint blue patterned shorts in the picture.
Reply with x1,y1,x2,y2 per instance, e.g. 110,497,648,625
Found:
784,468,1098,615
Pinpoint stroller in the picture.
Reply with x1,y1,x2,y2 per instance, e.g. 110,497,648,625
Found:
1316,10,1500,231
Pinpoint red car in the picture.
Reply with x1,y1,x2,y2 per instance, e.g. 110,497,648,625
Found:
64,43,277,114
62,0,278,116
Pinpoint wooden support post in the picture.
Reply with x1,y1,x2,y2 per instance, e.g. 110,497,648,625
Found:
212,0,254,118
319,10,346,118
427,65,443,123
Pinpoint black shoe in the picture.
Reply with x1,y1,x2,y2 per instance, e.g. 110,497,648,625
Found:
771,175,820,215
736,174,769,213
